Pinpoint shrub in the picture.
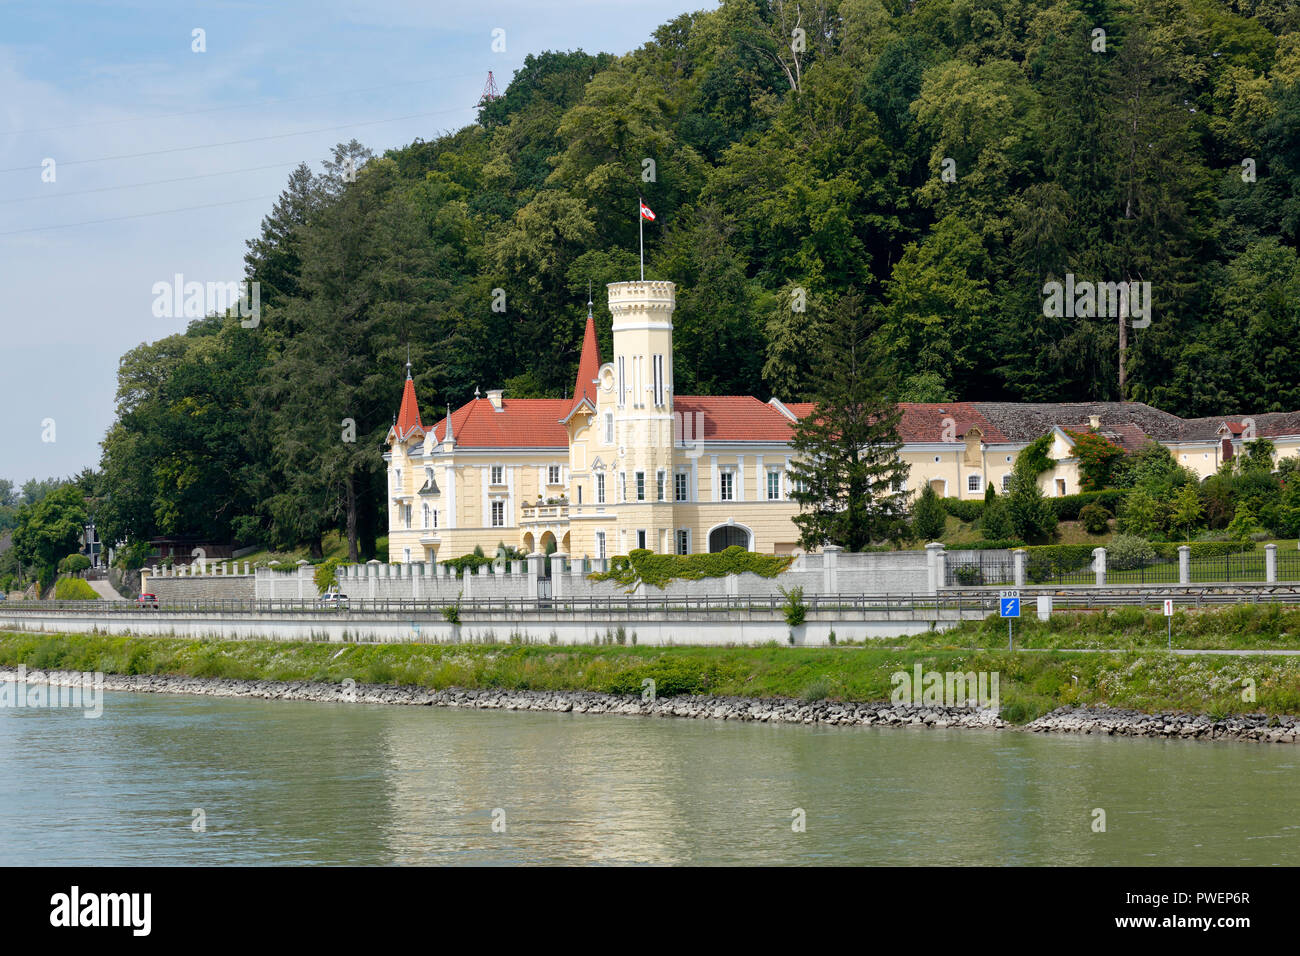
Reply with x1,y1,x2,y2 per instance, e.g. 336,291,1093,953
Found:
1078,503,1113,535
441,553,494,577
1106,533,1157,570
1051,490,1124,520
1008,473,1057,543
53,577,99,600
1024,545,1095,583
953,563,983,586
940,498,984,522
1065,429,1127,491
57,554,91,575
779,585,807,628
314,557,345,595
589,546,791,590
982,491,1015,540
912,484,947,541
961,538,1027,549
1149,541,1254,560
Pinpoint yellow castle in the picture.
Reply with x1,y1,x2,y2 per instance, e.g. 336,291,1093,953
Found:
385,281,810,562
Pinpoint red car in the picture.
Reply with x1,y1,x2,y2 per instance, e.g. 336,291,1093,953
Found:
136,593,159,609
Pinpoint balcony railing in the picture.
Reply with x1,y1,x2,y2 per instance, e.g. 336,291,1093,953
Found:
520,502,569,521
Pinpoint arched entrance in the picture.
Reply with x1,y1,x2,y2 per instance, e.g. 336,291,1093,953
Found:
522,532,535,554
708,524,751,552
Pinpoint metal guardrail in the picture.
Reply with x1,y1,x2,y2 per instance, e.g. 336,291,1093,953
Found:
6,586,1300,616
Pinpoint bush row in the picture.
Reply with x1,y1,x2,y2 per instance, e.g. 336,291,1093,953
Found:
589,546,792,590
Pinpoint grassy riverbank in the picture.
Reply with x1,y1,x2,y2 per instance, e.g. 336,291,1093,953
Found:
3,629,1298,724
906,604,1300,651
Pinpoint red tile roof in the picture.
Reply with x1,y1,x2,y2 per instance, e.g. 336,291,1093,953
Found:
674,396,798,442
897,403,1008,442
391,375,424,442
431,398,571,448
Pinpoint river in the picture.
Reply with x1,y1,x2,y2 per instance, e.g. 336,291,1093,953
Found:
2,690,1296,865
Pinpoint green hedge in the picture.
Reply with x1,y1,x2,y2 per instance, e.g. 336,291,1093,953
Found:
955,539,1027,550
1049,490,1124,520
53,577,99,600
1150,541,1255,559
941,498,984,522
1023,544,1097,582
440,554,496,577
589,546,792,590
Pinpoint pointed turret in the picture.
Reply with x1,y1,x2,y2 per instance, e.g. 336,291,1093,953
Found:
392,362,424,441
572,296,602,406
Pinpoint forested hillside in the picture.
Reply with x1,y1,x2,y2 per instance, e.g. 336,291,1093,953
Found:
97,0,1300,559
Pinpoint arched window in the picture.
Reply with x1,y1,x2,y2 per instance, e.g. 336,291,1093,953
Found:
708,525,751,552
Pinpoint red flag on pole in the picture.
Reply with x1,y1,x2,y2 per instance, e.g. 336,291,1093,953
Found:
639,200,656,222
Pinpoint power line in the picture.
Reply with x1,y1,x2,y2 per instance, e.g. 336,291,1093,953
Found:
0,195,276,237
0,68,515,138
0,161,303,205
0,104,477,175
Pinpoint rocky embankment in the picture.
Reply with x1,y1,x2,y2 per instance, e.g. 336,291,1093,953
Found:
1025,706,1300,743
4,668,1296,742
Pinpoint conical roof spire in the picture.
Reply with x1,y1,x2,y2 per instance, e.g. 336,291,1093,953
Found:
573,294,601,406
393,360,423,440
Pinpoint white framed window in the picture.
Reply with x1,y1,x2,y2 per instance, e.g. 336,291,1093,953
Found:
432,508,439,528
595,531,606,559
968,474,981,493
656,470,666,501
618,356,626,407
1002,473,1012,492
403,504,412,528
393,468,402,492
653,353,665,406
620,471,627,502
767,470,781,500
491,501,505,527
490,465,503,485
548,464,561,484
720,471,734,501
596,472,606,504
636,529,647,550
636,471,645,501
403,548,411,563
422,504,431,528
577,485,583,505
674,471,689,502
604,412,614,445
676,529,690,555
792,476,808,495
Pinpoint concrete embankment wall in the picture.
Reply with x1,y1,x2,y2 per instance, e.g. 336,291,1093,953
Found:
140,547,936,606
0,606,975,646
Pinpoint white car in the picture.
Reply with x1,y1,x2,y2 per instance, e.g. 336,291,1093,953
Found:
319,591,349,608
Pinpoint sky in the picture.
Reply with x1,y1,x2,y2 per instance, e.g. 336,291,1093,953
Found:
0,0,707,488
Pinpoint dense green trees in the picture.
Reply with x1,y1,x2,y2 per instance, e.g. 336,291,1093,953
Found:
91,0,1300,555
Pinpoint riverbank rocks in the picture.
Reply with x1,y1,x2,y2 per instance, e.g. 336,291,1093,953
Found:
2,668,1294,743
1025,706,1300,744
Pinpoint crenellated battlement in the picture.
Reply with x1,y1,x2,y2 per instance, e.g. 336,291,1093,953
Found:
607,281,675,324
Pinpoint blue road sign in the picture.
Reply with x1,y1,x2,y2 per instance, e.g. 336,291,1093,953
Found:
999,591,1020,618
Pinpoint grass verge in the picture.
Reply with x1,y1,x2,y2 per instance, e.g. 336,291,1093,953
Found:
2,630,1297,725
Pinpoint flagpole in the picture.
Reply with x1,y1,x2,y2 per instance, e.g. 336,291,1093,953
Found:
639,196,644,281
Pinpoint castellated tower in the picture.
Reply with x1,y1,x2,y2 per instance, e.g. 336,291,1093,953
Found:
608,280,676,551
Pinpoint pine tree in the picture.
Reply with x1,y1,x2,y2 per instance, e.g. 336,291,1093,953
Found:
912,483,946,542
787,290,910,551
